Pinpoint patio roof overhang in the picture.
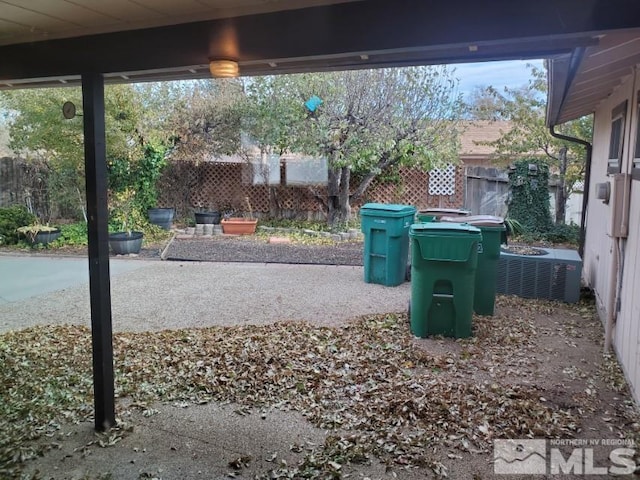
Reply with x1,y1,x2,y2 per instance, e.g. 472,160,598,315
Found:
547,28,640,126
3,0,640,89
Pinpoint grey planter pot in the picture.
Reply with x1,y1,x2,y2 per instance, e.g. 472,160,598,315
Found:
30,228,61,245
108,231,144,255
148,208,175,230
195,211,221,225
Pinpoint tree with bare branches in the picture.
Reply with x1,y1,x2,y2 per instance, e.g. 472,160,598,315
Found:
468,65,592,224
243,67,464,227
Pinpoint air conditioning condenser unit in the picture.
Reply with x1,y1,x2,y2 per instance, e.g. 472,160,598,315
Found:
496,248,582,303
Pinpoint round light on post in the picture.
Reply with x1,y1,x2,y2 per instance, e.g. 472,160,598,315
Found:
209,59,239,78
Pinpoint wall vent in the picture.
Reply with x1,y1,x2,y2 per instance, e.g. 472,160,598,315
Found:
496,248,582,303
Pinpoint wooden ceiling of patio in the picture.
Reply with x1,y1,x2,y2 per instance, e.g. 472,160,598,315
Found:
2,0,640,89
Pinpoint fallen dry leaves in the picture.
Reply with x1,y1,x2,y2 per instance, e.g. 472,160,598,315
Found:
0,295,637,479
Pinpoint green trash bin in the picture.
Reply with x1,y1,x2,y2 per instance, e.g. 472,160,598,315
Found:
409,223,482,338
441,215,506,316
360,203,416,286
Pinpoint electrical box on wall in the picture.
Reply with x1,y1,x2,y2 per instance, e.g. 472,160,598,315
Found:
609,173,631,238
595,182,611,203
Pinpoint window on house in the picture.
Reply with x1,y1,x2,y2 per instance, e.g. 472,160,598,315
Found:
608,101,627,174
633,94,640,181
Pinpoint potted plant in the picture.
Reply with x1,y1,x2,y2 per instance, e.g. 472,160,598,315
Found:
148,206,175,230
136,143,173,230
194,203,221,225
109,188,144,255
221,196,258,235
16,223,61,246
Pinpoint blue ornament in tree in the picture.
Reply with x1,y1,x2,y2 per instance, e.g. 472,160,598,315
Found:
304,95,323,112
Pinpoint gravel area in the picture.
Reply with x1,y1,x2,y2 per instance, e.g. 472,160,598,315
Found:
165,236,364,265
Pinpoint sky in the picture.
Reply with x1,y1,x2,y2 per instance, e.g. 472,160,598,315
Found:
451,58,545,99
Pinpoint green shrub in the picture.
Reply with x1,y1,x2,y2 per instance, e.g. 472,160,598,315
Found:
544,223,580,245
507,159,553,235
0,206,36,245
54,222,89,246
261,218,330,232
503,217,525,237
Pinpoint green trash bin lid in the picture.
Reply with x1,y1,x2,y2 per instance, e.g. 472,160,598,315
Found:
410,222,482,262
361,203,416,218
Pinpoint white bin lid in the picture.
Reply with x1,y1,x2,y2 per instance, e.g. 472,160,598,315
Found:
440,214,504,226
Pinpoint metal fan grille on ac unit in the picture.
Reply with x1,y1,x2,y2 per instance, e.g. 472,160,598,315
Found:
496,248,582,303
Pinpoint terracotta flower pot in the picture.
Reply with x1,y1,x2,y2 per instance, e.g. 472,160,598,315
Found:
221,218,258,235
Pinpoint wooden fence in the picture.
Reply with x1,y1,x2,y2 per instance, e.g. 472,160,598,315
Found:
1,157,468,220
2,157,583,223
0,157,50,216
463,165,509,217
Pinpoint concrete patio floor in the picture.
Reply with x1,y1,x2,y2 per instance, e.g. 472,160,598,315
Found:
0,254,410,334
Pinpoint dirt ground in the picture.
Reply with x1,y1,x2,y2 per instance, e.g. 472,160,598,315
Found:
5,292,638,480
2,237,638,479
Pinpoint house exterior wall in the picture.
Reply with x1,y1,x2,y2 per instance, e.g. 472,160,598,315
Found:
586,68,640,401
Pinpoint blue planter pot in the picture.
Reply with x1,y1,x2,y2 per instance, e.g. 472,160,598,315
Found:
108,231,144,255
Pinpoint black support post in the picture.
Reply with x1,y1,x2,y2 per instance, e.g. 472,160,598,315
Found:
82,72,116,431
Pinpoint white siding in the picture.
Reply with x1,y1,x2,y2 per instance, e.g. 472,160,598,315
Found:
587,68,640,401
584,91,622,313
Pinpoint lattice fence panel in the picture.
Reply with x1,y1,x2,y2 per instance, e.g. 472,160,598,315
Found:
428,164,456,195
362,165,464,210
158,161,465,219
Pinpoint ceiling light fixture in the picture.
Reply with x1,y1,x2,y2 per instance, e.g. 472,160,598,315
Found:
209,59,239,78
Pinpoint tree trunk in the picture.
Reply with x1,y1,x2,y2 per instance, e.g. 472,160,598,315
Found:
351,152,395,201
336,166,351,225
326,163,352,227
268,186,280,218
556,146,568,224
327,166,340,227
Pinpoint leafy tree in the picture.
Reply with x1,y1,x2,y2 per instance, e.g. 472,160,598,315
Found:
240,77,302,156
0,85,146,220
243,67,465,226
466,85,505,121
469,64,592,224
165,79,243,162
239,76,308,216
